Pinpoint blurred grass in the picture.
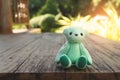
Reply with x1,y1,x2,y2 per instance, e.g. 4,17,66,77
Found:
12,23,41,33
12,24,26,29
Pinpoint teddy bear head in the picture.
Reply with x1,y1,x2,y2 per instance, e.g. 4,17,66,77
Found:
63,26,88,43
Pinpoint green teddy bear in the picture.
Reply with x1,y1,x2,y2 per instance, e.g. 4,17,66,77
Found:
55,26,92,69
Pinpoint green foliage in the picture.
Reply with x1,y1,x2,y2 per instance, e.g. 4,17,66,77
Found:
56,15,91,33
29,0,120,18
29,0,120,35
29,0,46,18
38,0,59,15
29,0,61,32
29,0,93,18
41,14,61,32
30,14,61,32
57,0,93,17
30,15,44,28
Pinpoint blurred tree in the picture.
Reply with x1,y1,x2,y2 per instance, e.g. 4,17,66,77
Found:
41,14,61,32
91,0,120,16
91,0,108,16
30,14,61,32
29,0,46,18
57,0,73,17
111,0,120,15
29,0,120,32
0,0,13,34
38,0,59,15
29,0,120,18
77,0,93,16
57,0,93,17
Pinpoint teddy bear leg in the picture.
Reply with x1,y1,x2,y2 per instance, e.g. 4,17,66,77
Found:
75,55,87,69
60,54,72,68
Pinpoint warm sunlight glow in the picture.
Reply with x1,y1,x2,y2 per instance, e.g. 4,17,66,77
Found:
56,2,120,42
93,15,108,22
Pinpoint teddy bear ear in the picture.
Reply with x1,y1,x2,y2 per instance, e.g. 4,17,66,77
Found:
63,28,69,35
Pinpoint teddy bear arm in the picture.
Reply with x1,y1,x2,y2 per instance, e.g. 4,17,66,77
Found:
80,43,92,65
55,42,70,63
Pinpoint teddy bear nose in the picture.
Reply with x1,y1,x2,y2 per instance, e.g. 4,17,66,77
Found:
75,34,78,36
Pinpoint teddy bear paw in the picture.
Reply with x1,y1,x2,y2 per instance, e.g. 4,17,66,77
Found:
76,56,87,69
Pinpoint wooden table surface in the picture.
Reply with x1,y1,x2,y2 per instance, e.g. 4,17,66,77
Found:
0,33,120,80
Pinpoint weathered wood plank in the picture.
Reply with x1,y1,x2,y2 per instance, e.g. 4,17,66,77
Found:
66,73,120,80
15,33,65,73
0,73,66,80
0,73,120,80
0,34,42,72
0,33,120,80
86,34,120,72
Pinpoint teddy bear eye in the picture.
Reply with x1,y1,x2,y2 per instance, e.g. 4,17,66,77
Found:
80,33,83,36
69,32,72,35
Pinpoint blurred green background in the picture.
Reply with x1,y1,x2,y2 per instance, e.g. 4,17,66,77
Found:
28,0,120,31
13,0,120,41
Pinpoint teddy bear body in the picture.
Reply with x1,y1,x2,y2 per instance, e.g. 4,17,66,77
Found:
67,43,80,63
55,26,92,69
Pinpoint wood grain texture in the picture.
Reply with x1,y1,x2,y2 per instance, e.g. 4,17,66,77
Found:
0,33,120,80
